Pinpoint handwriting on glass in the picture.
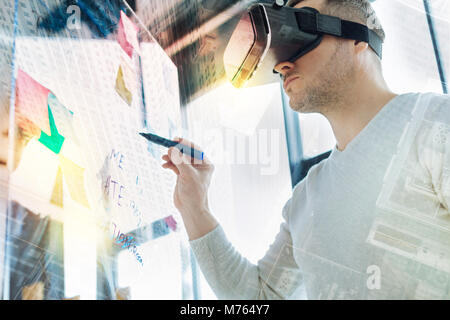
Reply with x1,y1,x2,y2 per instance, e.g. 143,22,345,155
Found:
112,223,144,266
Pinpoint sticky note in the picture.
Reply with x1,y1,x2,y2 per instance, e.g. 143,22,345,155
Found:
117,11,140,58
59,155,90,208
38,104,65,154
47,93,78,144
50,166,64,208
164,215,177,231
15,69,51,135
14,71,76,153
115,65,133,105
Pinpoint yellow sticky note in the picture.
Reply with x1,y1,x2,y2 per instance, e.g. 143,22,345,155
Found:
50,166,64,208
115,66,133,105
59,155,90,208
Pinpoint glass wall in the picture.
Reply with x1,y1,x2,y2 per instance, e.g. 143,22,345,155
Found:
1,0,448,301
1,0,192,300
296,0,449,160
186,82,293,299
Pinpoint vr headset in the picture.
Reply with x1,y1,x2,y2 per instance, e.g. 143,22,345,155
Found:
223,2,383,88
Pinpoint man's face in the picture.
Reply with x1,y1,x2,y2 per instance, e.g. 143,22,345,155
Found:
274,0,356,114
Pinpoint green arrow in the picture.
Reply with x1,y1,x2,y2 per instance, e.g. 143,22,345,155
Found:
38,103,65,154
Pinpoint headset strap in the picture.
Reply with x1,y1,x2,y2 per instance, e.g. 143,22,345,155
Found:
295,9,383,59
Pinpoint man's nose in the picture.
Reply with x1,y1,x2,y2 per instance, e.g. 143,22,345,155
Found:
273,61,296,77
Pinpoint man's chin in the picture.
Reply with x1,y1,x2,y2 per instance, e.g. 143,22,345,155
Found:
289,96,317,113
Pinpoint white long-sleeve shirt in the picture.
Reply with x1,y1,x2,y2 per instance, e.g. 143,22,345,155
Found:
190,92,450,300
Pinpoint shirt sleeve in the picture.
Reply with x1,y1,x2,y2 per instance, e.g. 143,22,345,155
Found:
189,198,303,299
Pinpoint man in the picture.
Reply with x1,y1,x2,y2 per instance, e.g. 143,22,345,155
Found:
162,0,450,299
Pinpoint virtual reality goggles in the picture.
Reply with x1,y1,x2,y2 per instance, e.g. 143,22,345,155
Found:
223,2,383,88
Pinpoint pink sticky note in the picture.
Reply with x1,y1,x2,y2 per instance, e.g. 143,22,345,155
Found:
117,11,140,58
15,69,51,135
164,215,177,231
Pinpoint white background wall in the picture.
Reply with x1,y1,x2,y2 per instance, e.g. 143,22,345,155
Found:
186,82,292,299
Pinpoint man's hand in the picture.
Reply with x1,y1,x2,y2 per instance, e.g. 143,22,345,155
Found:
161,137,218,240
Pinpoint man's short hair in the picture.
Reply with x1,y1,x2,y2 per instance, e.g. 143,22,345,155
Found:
287,0,386,44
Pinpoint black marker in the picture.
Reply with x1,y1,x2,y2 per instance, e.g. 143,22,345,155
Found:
139,132,204,161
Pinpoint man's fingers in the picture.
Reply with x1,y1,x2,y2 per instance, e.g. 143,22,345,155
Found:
167,146,192,168
172,137,211,165
162,161,180,175
162,154,186,170
161,161,171,168
167,166,180,175
174,137,203,152
173,137,196,164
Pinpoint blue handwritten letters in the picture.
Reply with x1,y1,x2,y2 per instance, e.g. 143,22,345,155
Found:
103,149,143,226
112,223,143,266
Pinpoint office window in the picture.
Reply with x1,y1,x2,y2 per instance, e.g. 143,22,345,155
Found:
296,0,448,160
372,0,444,93
117,233,183,299
64,220,96,299
298,113,336,159
186,82,293,299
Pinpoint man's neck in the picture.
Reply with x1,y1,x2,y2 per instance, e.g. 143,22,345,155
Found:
325,78,398,151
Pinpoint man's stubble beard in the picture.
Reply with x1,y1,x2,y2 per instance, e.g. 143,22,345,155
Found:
289,41,356,115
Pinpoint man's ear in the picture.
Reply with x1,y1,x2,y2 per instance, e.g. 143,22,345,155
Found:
354,41,369,55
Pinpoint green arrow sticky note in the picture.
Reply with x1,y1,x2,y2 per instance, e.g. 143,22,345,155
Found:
38,103,65,154
50,166,64,208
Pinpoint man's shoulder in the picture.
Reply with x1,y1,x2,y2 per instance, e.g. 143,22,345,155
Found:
407,91,449,101
393,92,450,129
292,158,329,195
415,92,450,120
421,91,450,101
416,92,450,121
